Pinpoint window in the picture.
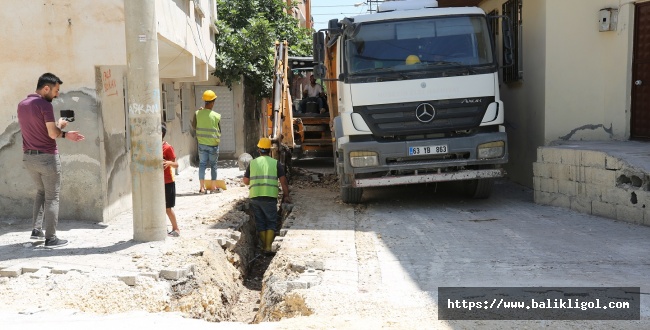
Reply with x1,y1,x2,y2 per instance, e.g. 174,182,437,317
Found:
502,0,522,83
162,83,175,122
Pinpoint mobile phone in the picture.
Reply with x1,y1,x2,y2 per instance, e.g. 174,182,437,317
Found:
60,110,75,122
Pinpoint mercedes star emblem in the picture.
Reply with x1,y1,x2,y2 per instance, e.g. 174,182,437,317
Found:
415,103,435,123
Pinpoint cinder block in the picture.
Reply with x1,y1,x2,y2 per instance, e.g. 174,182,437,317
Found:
570,196,592,214
593,201,616,219
0,266,22,277
616,205,644,224
585,168,617,186
605,156,623,170
558,180,578,196
538,177,558,193
581,150,606,168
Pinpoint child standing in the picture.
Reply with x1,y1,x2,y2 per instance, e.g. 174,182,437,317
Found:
162,123,180,237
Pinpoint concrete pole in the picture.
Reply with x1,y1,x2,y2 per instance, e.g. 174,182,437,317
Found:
124,0,167,241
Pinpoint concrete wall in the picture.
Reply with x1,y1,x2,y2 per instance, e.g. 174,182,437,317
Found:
0,0,222,223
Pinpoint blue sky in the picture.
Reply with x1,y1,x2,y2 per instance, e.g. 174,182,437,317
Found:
311,0,371,32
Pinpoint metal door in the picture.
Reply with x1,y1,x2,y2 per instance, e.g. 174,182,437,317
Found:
194,86,235,153
631,2,650,139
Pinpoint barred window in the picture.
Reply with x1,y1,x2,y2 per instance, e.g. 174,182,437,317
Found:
502,0,522,83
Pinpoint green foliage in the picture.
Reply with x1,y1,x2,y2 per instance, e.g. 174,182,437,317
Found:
214,0,313,99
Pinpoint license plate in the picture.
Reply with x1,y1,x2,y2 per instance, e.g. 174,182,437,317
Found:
408,145,448,156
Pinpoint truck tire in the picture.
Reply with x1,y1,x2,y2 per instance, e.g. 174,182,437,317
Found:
341,186,363,204
464,178,494,199
337,161,363,203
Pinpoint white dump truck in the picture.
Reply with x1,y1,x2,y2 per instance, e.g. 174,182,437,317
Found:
313,0,513,203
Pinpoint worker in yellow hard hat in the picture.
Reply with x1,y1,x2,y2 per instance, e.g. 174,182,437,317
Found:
243,138,291,256
191,90,221,194
405,55,421,65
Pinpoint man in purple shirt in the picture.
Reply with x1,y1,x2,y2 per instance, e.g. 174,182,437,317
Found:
17,73,85,248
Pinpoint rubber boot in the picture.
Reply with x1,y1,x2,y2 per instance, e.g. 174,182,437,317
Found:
264,230,275,254
258,231,267,252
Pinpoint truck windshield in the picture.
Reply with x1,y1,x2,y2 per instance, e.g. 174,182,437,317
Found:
345,15,494,75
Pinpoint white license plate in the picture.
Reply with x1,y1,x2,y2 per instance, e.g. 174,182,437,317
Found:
408,145,448,156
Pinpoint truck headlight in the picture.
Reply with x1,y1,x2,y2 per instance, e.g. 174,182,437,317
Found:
477,141,505,159
350,151,378,167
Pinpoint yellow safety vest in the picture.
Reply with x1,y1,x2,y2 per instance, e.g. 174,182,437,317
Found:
195,108,221,146
249,156,279,198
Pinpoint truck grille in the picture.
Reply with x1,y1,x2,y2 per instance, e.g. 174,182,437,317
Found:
354,97,494,137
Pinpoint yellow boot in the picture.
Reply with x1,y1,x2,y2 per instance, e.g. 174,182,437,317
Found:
259,231,267,252
264,230,275,254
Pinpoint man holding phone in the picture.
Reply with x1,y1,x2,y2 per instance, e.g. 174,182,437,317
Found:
17,73,85,248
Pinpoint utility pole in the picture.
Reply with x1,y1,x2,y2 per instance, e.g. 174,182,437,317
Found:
124,0,167,241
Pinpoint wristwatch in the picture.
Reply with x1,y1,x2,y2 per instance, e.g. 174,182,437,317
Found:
61,131,67,138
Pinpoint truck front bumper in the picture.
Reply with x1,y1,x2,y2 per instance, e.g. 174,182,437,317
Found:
340,131,508,187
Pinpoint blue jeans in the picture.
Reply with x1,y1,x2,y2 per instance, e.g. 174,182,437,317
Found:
23,153,61,239
198,144,219,180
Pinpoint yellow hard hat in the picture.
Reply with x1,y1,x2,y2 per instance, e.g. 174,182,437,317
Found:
405,55,421,65
257,137,272,149
202,90,217,102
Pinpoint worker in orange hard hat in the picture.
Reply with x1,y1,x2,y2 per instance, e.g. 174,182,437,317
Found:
191,90,221,194
243,138,291,255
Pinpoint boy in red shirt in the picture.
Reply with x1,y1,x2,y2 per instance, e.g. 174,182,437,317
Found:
162,123,180,237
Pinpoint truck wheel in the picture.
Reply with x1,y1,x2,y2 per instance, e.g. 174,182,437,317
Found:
464,178,494,199
341,186,363,204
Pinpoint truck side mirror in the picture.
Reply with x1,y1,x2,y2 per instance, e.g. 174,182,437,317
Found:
501,17,514,67
313,64,326,80
313,32,325,64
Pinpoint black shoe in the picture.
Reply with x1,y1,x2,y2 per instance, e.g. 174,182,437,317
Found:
44,236,69,248
30,228,45,240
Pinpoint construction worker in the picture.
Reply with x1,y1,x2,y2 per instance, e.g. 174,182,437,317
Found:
191,90,221,194
243,138,291,255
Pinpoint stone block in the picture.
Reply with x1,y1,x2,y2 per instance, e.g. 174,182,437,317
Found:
592,201,616,219
558,180,578,196
21,265,41,273
533,177,540,192
540,148,562,164
570,196,592,214
229,231,241,241
533,162,551,178
118,275,137,286
0,266,22,277
305,261,325,271
51,268,69,274
604,188,634,206
605,156,623,170
584,183,605,201
30,268,51,279
559,148,580,166
552,164,574,181
616,205,644,224
580,150,606,168
569,166,586,182
585,167,617,186
225,238,237,250
160,268,188,280
539,177,558,193
139,272,159,280
286,280,309,291
216,236,228,247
